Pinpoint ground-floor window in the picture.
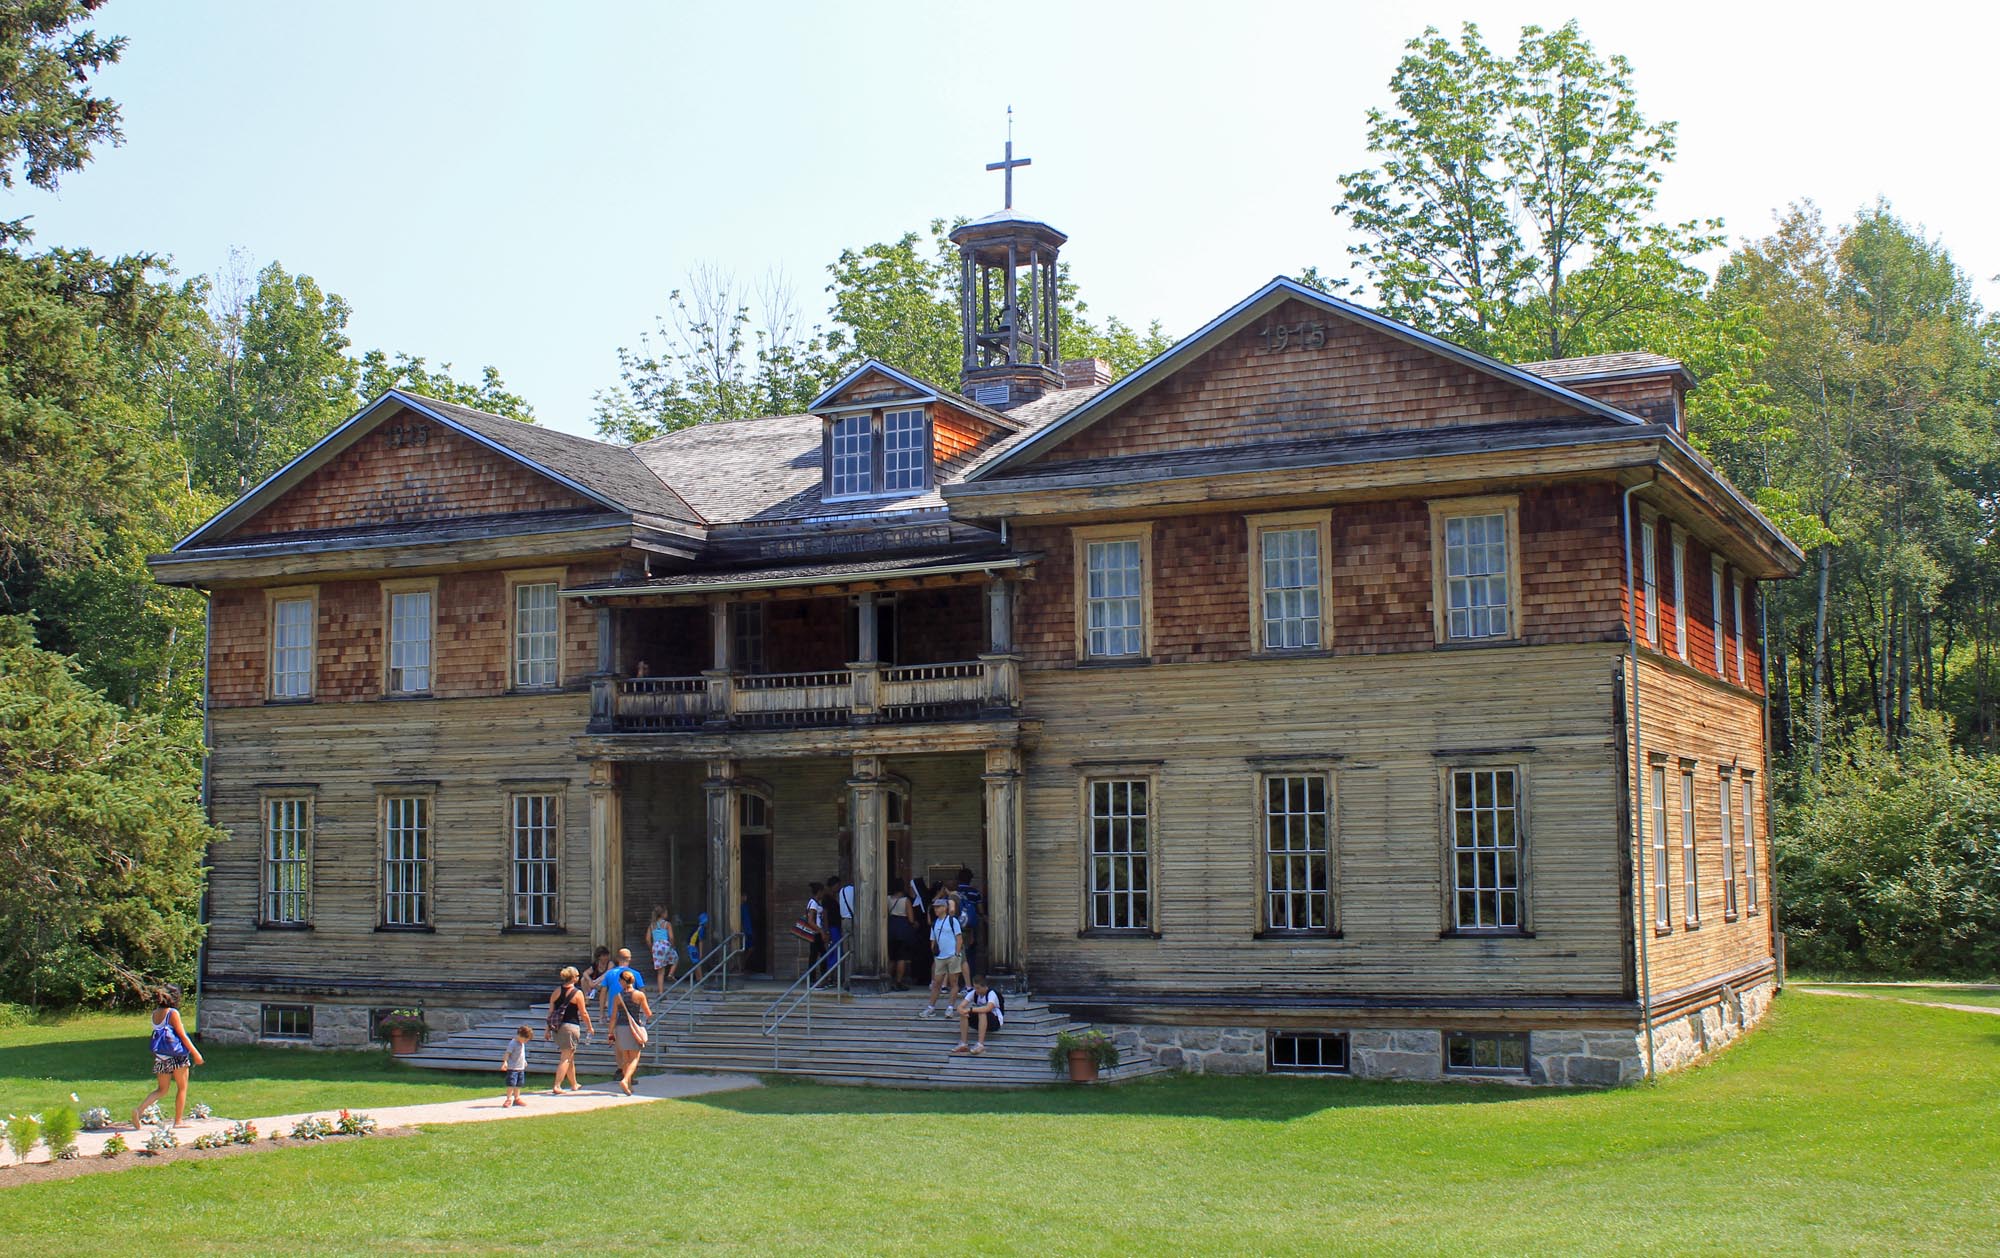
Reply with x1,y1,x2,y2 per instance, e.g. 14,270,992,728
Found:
1268,1031,1349,1073
1741,774,1759,913
382,794,432,927
1444,1031,1527,1075
1720,772,1738,917
509,793,559,928
1263,773,1332,932
1447,767,1523,932
262,796,312,925
1087,778,1151,931
260,1004,313,1042
1681,767,1700,926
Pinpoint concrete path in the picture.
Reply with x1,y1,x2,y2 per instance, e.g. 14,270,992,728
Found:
1793,986,2000,1018
12,1071,759,1166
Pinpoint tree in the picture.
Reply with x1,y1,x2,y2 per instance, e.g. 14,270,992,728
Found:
0,0,125,241
823,221,962,386
0,617,217,1006
359,351,535,421
1335,21,1723,361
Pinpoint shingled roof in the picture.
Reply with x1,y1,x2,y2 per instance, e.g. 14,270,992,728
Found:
1518,352,1691,383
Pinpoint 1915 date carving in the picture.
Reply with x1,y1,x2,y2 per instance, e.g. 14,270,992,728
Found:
1258,321,1328,352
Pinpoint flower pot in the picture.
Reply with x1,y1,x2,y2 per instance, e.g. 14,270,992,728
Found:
1066,1048,1099,1083
386,1028,420,1056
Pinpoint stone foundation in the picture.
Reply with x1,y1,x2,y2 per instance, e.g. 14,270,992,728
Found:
195,997,510,1049
1642,977,1776,1075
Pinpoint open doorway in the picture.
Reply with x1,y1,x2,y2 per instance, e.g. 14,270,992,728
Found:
738,791,773,974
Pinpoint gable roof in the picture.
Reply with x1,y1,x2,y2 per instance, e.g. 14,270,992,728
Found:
964,277,1647,480
809,358,1025,431
172,390,703,552
1519,352,1693,386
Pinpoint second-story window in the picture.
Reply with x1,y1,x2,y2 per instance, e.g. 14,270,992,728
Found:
1712,565,1727,675
1256,520,1324,651
826,406,932,499
1085,538,1145,658
387,587,434,694
830,414,872,497
883,408,927,492
1641,519,1660,644
271,596,314,699
513,581,559,689
1672,532,1688,660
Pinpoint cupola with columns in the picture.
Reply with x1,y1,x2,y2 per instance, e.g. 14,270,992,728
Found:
951,116,1066,410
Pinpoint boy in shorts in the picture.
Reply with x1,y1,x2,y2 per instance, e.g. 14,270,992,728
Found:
503,1024,532,1107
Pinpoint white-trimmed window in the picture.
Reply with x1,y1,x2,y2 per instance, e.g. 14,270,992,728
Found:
1084,538,1145,659
1263,774,1332,932
1651,764,1670,928
1447,767,1523,932
1734,579,1747,684
1442,513,1511,640
387,587,434,694
262,796,311,925
1711,565,1727,675
1672,532,1688,660
1641,519,1659,644
1086,778,1151,931
270,596,315,699
1719,772,1739,918
882,408,927,492
382,794,432,927
1681,766,1699,926
1741,774,1759,913
512,581,560,689
509,793,560,928
1258,525,1323,651
829,413,872,497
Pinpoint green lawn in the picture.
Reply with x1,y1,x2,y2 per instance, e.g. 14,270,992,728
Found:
3,994,1997,1254
1798,982,2000,1009
0,1009,499,1120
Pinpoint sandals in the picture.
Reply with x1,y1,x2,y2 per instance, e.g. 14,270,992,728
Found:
951,1044,970,1055
970,1044,985,1055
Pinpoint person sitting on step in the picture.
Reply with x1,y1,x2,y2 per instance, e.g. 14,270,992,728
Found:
952,976,1004,1055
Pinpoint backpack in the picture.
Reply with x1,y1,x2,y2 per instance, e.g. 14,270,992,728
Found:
546,985,574,1037
957,887,980,933
149,1014,181,1056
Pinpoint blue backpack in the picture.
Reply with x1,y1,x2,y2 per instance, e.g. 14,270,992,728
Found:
149,1015,180,1055
957,886,980,933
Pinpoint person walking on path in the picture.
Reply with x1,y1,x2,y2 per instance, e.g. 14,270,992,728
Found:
502,1025,533,1107
546,966,593,1095
607,970,653,1096
919,898,963,1018
649,907,679,988
133,985,203,1129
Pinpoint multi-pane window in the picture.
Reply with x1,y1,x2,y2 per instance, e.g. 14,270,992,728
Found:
882,408,927,492
829,414,872,497
263,797,311,924
1259,527,1322,650
1443,513,1510,640
1681,768,1699,925
1641,520,1659,643
1672,535,1688,660
1733,580,1747,683
271,597,313,698
509,794,559,928
512,581,559,689
260,1004,313,1042
1720,774,1739,917
1263,774,1331,931
1741,775,1759,913
1448,768,1521,931
1268,1033,1349,1074
1087,778,1150,930
730,602,766,673
382,795,431,927
1711,567,1727,674
1651,765,1670,928
1445,1032,1527,1075
388,590,433,693
1085,539,1145,658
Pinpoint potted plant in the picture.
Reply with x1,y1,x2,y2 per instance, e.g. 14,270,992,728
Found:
1049,1030,1120,1083
374,1009,429,1055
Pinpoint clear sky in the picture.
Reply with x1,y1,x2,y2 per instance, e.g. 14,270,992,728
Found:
12,1,1994,437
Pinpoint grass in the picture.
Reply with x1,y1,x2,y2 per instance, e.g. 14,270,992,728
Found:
2,993,1996,1254
0,1009,498,1120
1796,982,2000,1009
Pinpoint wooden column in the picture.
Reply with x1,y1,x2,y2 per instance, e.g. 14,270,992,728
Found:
587,760,623,952
981,577,1021,713
703,597,732,727
595,605,616,674
851,593,880,723
846,754,888,986
982,746,1024,976
703,757,739,958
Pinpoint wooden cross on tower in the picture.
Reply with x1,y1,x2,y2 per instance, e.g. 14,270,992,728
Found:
985,107,1030,210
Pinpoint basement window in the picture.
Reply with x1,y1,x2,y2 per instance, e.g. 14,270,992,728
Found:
1444,1031,1527,1076
1268,1032,1349,1074
260,1004,314,1042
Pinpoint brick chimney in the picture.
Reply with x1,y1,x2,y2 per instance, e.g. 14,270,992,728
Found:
1061,358,1113,389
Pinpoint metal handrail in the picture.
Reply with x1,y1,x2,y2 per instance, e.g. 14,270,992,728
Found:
759,942,847,1068
645,931,745,1063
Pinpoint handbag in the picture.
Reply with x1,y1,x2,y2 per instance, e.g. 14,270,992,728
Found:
619,995,648,1047
790,916,819,942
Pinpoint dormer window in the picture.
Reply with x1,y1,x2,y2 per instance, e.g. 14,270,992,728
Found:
824,405,933,500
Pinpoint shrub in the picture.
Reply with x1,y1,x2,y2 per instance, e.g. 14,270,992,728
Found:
1048,1030,1121,1075
6,1114,39,1162
190,1131,229,1150
225,1120,257,1144
288,1116,333,1141
40,1105,79,1160
335,1110,377,1136
100,1133,126,1157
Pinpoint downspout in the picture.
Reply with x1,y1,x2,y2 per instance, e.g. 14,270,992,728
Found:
1622,478,1658,1079
193,592,214,1032
1760,587,1783,990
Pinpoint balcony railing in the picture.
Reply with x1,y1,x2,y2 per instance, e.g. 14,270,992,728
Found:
588,656,1019,734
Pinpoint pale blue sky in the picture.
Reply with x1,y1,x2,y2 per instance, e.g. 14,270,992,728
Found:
13,1,1994,437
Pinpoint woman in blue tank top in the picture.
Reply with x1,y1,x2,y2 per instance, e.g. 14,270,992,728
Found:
134,984,204,1129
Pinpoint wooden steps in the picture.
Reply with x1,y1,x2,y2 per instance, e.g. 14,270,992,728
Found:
400,989,1168,1089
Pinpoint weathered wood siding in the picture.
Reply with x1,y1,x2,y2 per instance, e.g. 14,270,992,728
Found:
1032,299,1598,466
1560,375,1681,427
1626,520,1765,698
1021,643,1629,999
203,694,597,997
231,413,595,538
1625,655,1777,996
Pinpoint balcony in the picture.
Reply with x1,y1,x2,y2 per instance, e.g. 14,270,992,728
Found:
587,656,1020,734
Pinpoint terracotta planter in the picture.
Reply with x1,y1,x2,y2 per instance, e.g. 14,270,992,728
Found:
386,1028,421,1056
1067,1048,1099,1083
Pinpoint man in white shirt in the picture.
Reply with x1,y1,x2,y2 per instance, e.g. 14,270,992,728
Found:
919,898,962,1017
952,976,1004,1055
835,875,856,952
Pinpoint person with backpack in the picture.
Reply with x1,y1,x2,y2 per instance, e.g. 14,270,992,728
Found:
955,868,983,984
545,965,592,1094
919,896,963,1018
133,985,203,1129
952,976,1005,1055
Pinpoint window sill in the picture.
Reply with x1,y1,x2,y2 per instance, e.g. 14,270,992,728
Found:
1253,930,1343,941
505,686,564,697
1076,656,1153,669
1432,637,1523,652
374,924,437,934
501,925,568,935
1438,929,1535,940
256,921,314,932
381,692,434,702
1684,920,1702,930
1251,647,1334,661
263,696,314,706
1077,928,1162,940
1654,924,1674,937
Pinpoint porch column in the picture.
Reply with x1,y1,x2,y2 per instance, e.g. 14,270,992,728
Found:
595,604,616,673
847,753,888,986
980,577,1022,713
704,597,732,727
703,756,740,960
850,592,880,723
985,576,1013,653
588,760,624,952
983,746,1024,976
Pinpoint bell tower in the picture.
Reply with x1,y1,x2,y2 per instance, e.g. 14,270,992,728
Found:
952,116,1066,409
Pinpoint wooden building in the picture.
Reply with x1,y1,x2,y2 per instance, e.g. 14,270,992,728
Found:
152,177,1801,1082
